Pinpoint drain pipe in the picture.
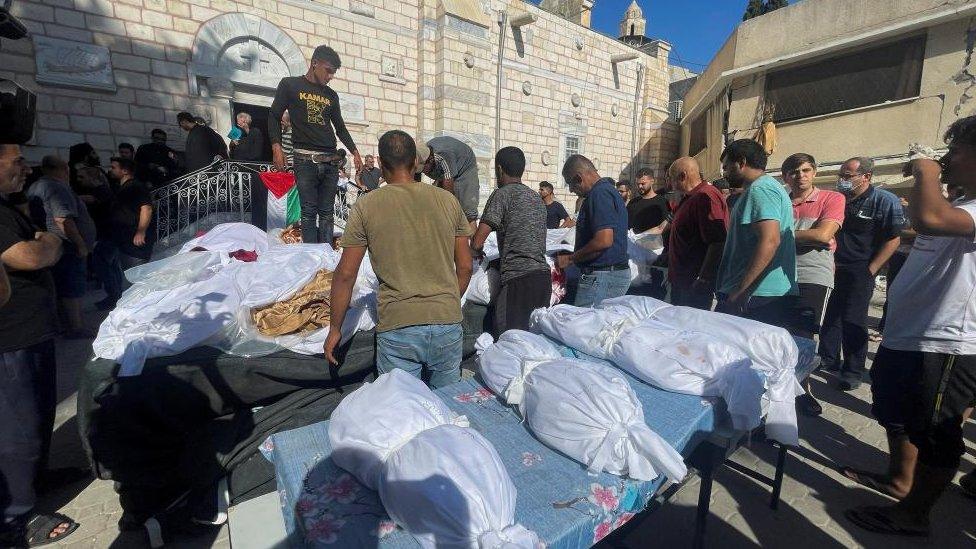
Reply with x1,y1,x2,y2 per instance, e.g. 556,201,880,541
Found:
494,10,508,155
629,62,644,184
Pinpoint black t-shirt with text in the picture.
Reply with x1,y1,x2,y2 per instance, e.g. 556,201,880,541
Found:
627,195,670,233
269,76,357,154
0,198,58,352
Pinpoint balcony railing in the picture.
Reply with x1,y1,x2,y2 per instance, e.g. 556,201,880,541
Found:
151,160,351,250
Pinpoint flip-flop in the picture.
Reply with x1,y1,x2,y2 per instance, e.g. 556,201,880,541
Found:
845,506,928,537
24,512,80,547
838,467,904,500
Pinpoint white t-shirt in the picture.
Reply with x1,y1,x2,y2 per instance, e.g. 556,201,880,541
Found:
882,198,976,354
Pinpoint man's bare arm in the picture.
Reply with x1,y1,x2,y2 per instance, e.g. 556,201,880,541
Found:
908,159,976,238
57,217,88,257
470,222,493,255
869,236,901,276
731,220,780,300
559,216,576,228
795,219,841,247
455,236,473,296
324,246,367,364
1,233,62,271
439,178,456,194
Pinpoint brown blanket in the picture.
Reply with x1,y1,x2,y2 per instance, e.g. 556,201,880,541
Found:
252,269,333,336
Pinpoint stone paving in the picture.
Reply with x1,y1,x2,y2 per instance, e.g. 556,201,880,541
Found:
38,290,976,548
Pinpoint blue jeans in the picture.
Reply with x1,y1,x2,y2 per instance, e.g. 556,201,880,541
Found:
293,158,339,244
574,268,631,308
376,324,462,389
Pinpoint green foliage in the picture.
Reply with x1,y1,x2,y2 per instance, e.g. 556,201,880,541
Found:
743,0,788,21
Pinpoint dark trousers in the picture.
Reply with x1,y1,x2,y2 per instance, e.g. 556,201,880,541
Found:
870,345,976,469
493,270,552,336
790,283,831,339
670,285,713,310
293,159,339,245
92,240,122,300
716,294,794,330
0,340,57,522
819,263,875,380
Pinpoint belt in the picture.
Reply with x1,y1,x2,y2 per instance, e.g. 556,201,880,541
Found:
580,262,630,274
294,150,342,165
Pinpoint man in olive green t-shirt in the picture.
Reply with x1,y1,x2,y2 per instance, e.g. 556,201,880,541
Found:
324,130,473,388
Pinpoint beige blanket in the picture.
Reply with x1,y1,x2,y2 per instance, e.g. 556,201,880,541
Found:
252,269,333,336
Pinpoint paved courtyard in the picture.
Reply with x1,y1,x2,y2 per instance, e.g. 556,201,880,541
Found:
38,290,976,548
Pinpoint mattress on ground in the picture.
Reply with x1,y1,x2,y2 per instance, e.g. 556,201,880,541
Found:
77,329,376,520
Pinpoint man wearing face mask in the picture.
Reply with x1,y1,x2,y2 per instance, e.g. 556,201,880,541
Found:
269,45,362,245
819,157,905,391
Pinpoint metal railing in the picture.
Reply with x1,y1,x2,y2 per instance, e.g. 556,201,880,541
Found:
151,160,351,248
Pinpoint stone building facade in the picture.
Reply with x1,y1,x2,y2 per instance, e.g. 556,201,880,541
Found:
8,0,678,204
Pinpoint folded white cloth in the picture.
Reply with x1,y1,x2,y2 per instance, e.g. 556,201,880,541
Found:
477,331,687,481
329,370,538,549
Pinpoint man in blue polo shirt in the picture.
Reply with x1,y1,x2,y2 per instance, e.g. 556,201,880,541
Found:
555,154,630,307
820,156,905,390
715,139,797,327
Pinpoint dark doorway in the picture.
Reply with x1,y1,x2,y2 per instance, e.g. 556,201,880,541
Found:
232,102,273,162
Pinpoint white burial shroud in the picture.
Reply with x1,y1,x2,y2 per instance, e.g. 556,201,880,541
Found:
529,296,802,446
477,330,687,482
328,370,538,549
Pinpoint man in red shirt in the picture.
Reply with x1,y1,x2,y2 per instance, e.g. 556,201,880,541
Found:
666,156,729,309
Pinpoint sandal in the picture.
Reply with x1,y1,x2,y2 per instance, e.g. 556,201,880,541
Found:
24,512,80,547
839,467,905,500
845,506,928,537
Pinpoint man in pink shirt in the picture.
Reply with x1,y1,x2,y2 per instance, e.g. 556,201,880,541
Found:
785,153,845,416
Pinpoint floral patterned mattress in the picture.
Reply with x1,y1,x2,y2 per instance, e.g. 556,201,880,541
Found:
262,337,817,548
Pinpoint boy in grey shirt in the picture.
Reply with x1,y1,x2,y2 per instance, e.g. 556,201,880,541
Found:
471,147,550,334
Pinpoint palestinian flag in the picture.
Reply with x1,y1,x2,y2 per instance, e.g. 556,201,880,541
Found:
259,171,301,230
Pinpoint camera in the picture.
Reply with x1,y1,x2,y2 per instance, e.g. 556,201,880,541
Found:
0,0,35,144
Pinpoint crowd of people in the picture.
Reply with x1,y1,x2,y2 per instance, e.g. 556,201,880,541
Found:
2,40,975,545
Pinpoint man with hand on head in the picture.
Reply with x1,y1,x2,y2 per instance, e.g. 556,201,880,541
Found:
844,116,976,539
325,131,472,388
471,147,550,334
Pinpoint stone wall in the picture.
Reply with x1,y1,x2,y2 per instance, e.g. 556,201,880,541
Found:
10,0,677,208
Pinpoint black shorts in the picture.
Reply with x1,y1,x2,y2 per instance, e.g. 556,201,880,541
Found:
870,345,976,469
493,270,552,336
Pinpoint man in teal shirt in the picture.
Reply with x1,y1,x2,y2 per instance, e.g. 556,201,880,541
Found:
716,139,797,327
